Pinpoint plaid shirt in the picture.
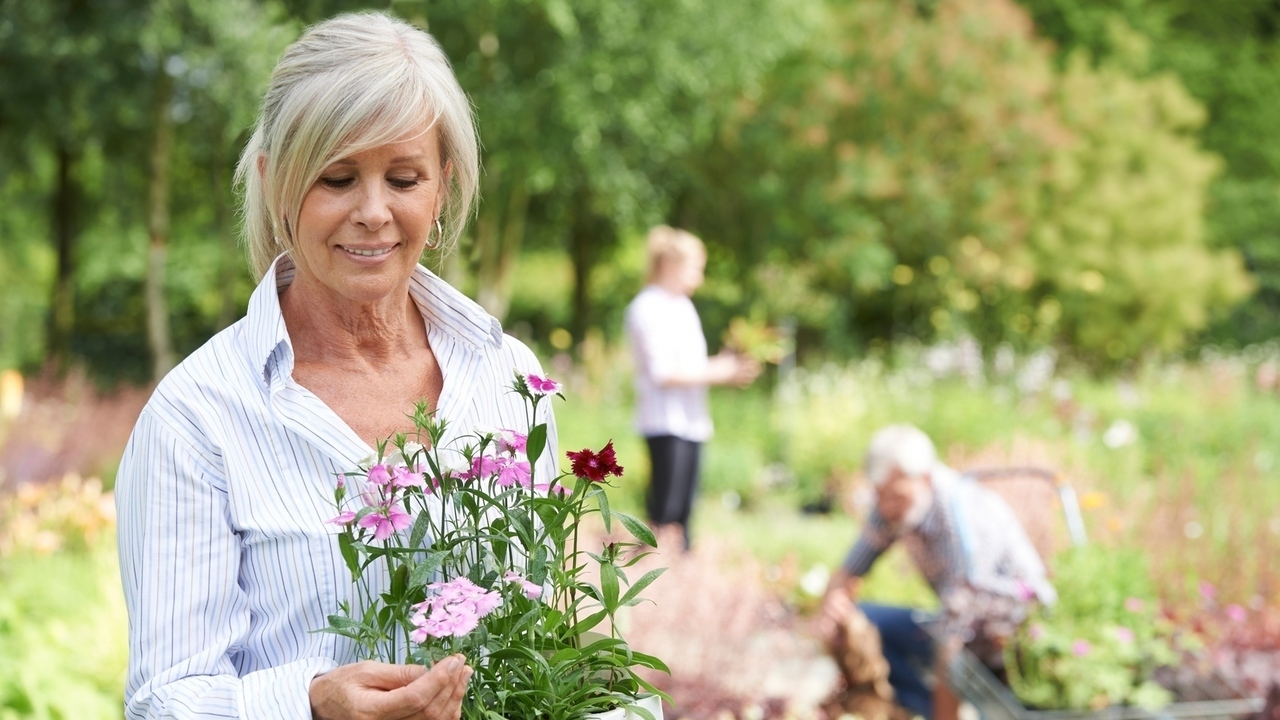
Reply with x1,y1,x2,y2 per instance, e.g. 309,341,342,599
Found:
842,465,1056,605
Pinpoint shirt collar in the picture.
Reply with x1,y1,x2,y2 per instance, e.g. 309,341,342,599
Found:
245,253,504,386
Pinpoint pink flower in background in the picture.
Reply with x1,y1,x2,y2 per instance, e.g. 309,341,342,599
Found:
1072,640,1092,657
1200,581,1217,602
535,479,570,496
1113,627,1135,644
525,373,562,395
1226,604,1247,623
336,477,346,490
1028,623,1046,641
496,459,532,489
1015,580,1036,602
504,571,543,599
367,464,392,486
497,430,527,455
328,510,357,526
391,465,425,489
359,502,412,540
1124,597,1146,613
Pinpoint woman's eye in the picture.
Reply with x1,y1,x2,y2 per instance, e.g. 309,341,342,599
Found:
320,176,354,189
389,176,420,190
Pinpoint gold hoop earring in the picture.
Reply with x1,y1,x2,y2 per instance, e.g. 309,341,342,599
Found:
425,218,443,250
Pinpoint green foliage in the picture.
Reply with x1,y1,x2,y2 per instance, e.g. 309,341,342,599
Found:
1007,546,1176,711
0,0,1268,380
1036,45,1251,363
0,547,127,720
1018,0,1280,345
677,0,1247,366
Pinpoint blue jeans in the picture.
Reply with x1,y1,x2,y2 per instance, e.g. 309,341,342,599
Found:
861,603,936,720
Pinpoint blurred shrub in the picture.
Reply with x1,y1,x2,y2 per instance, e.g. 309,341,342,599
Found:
0,476,126,719
679,0,1249,367
0,474,116,556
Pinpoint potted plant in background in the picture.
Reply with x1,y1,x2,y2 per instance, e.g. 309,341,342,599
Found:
324,373,667,719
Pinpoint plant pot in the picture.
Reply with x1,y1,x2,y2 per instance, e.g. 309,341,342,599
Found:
586,693,664,720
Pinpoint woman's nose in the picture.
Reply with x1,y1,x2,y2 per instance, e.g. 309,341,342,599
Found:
351,180,392,230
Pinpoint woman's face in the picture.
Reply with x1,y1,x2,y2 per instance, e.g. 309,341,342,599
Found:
291,124,448,306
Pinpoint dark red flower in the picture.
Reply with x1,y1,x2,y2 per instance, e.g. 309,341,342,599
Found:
566,440,624,482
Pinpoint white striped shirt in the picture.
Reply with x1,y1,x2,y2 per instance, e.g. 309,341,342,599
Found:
116,255,556,720
623,285,713,442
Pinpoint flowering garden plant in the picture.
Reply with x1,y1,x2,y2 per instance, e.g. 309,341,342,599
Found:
1003,546,1179,711
323,373,668,719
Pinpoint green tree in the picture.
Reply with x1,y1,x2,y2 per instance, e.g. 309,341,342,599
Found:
677,0,1248,365
1019,0,1280,346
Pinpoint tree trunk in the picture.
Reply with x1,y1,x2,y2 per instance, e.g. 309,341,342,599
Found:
146,68,175,380
213,119,237,330
569,189,594,346
47,143,79,375
475,181,529,321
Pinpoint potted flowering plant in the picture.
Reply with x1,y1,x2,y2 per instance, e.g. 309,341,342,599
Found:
323,372,667,719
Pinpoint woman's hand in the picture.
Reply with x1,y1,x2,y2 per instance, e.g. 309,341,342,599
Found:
310,656,471,720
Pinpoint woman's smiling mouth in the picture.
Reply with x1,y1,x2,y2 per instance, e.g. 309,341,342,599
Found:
339,245,395,257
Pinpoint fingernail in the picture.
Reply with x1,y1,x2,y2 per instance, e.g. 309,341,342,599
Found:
462,666,473,682
444,657,460,671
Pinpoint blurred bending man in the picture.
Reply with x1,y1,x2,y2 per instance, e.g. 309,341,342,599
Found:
624,226,759,551
821,424,1056,720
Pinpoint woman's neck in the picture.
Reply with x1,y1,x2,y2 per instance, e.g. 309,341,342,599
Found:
280,275,425,368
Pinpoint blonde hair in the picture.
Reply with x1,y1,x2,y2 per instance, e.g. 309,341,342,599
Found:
644,226,705,284
234,11,479,279
865,424,937,486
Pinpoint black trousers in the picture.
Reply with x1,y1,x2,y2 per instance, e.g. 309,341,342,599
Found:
644,435,703,550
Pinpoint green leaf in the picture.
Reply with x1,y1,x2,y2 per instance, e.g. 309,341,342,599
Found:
337,533,359,577
390,563,408,599
409,509,431,549
409,550,448,589
326,614,364,631
628,649,671,674
526,422,548,464
593,484,612,534
619,567,666,607
568,609,608,636
600,561,619,611
614,511,656,548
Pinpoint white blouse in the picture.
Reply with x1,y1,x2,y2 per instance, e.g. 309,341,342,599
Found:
623,284,712,442
116,256,556,720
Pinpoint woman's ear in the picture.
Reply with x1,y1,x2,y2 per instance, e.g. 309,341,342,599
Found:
256,153,267,180
436,160,453,206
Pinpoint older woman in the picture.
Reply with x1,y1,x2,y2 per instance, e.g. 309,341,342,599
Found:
116,13,554,720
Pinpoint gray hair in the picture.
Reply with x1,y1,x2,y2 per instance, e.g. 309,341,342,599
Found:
865,424,937,486
234,11,479,279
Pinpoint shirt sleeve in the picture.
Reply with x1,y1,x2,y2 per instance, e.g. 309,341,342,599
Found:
117,408,336,720
841,511,894,577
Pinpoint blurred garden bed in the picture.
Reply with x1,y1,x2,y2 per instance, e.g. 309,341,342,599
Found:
7,342,1280,718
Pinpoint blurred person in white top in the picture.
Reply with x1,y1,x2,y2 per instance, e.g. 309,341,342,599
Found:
624,226,759,550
